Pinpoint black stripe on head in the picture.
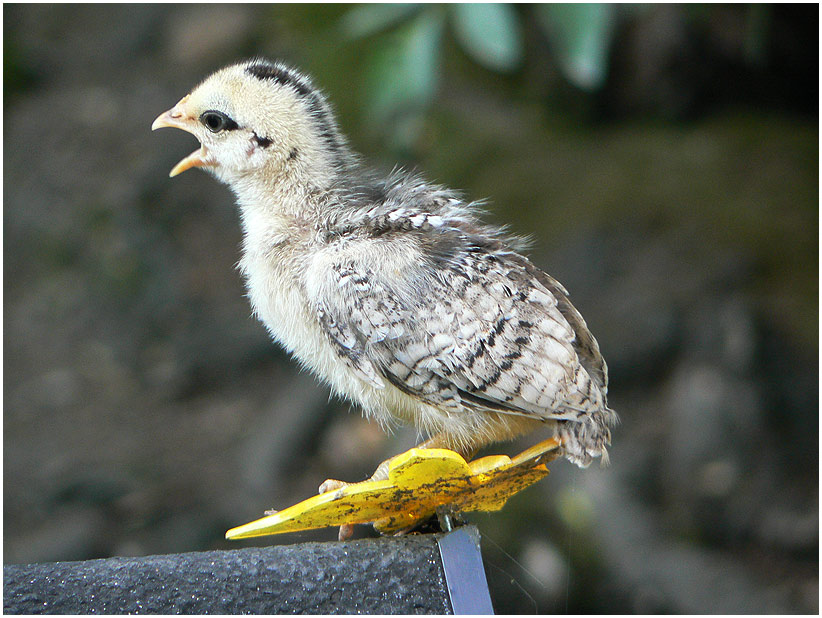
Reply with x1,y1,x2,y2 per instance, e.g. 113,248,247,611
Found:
245,61,313,98
244,60,345,158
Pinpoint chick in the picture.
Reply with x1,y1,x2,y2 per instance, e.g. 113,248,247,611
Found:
152,59,616,487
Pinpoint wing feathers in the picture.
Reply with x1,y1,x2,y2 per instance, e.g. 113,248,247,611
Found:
310,226,607,424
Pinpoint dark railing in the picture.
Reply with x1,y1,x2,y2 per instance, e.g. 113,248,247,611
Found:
4,526,492,615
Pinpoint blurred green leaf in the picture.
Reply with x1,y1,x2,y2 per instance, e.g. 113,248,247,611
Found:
339,3,421,40
366,7,445,128
451,3,523,72
537,3,615,91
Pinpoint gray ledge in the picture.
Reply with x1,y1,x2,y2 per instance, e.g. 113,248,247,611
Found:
4,528,487,614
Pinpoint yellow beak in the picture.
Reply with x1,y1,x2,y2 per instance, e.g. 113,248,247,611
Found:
151,96,211,177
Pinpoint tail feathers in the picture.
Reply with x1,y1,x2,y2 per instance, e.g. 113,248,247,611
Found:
557,408,616,468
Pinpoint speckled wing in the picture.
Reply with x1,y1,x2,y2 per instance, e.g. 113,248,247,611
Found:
313,236,606,422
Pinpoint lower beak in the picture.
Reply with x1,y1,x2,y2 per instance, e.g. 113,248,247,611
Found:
167,145,210,178
152,102,211,177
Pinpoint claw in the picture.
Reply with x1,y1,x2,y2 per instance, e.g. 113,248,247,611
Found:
337,523,355,541
319,478,349,494
319,480,356,540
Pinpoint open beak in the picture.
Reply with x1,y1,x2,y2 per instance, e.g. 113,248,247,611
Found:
152,97,211,177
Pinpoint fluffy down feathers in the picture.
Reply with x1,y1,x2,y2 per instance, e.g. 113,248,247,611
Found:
153,59,616,466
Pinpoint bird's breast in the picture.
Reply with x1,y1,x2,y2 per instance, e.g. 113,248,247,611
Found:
241,244,323,358
238,238,385,409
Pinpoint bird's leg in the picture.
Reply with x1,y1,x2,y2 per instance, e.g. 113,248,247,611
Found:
317,455,395,541
415,433,478,461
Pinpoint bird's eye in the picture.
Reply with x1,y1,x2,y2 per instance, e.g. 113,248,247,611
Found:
199,110,238,133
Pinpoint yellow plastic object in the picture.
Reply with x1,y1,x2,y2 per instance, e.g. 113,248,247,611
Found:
225,437,562,540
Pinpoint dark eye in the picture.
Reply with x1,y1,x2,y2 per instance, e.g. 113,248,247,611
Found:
199,110,238,133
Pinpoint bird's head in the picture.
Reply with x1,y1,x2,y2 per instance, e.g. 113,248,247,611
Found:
152,59,348,189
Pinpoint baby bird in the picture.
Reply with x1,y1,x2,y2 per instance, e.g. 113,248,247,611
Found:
152,59,616,483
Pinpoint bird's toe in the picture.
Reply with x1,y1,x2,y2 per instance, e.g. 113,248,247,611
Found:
337,523,355,541
319,478,349,494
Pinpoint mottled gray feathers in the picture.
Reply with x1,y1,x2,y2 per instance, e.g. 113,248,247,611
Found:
313,171,615,464
206,58,616,466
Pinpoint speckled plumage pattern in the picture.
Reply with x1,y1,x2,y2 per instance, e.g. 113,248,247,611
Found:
153,59,616,468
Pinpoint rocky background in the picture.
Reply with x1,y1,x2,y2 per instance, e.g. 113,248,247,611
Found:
4,4,817,613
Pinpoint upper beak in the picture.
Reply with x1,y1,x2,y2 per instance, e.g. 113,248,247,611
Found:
152,96,211,177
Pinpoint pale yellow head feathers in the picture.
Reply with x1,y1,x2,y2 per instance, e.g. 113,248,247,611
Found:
152,60,348,188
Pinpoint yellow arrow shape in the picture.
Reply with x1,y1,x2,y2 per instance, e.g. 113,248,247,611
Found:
226,437,561,540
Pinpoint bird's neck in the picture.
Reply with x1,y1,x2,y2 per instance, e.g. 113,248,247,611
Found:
232,177,312,247
229,161,354,253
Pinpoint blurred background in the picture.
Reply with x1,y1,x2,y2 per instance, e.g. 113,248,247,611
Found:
4,3,817,613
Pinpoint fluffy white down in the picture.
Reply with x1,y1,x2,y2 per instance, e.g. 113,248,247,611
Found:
162,58,615,463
